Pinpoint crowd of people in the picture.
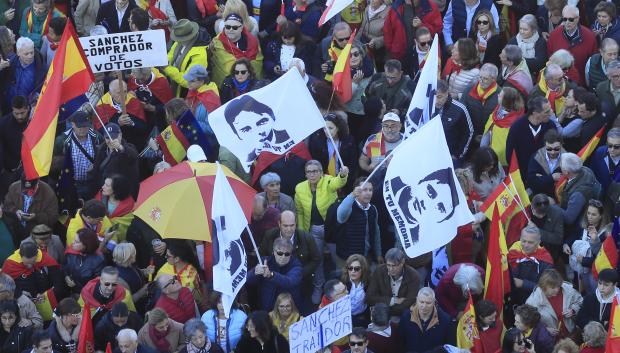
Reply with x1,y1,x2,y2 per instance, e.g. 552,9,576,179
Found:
1,0,620,352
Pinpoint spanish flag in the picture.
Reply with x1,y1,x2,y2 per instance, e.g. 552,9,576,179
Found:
592,218,619,280
156,123,190,165
607,295,620,353
456,291,483,352
555,126,605,202
480,152,530,223
484,205,511,319
21,22,94,179
77,304,94,353
332,29,356,104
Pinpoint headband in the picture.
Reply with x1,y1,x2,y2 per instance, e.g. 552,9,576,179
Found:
225,13,243,23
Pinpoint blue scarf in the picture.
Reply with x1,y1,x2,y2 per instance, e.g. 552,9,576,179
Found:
233,78,250,93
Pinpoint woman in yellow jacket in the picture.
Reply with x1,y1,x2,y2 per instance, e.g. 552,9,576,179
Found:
294,159,349,305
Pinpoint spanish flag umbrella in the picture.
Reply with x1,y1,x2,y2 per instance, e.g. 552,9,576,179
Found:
133,161,256,241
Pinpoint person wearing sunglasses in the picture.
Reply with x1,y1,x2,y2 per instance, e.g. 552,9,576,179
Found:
547,5,598,87
268,292,302,341
527,130,565,198
590,127,620,209
514,304,554,353
247,237,302,311
319,22,353,82
210,13,264,87
500,327,535,353
339,255,371,327
469,9,501,67
154,274,198,325
219,58,263,105
48,298,82,353
341,327,372,353
79,266,136,327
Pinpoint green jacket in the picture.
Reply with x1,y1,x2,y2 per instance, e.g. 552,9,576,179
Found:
19,7,64,49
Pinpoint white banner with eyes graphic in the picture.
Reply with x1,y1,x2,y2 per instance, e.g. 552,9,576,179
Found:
208,69,325,172
383,117,474,259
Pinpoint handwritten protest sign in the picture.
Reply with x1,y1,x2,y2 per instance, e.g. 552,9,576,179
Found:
288,295,352,353
79,29,168,73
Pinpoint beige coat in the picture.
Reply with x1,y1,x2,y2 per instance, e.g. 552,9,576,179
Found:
525,282,583,333
356,5,389,49
74,0,100,36
138,319,186,353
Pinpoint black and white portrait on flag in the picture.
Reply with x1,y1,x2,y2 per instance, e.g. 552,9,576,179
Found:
383,117,474,258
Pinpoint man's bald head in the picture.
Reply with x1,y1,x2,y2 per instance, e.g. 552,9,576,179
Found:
279,210,296,238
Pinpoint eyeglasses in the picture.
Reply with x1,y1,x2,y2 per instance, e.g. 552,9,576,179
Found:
418,40,431,47
305,169,321,174
351,52,361,57
608,144,620,150
225,25,241,30
276,251,291,257
234,70,248,75
562,17,577,22
103,282,117,287
534,200,549,206
347,266,361,272
382,123,400,130
335,36,350,42
476,20,489,25
349,341,365,347
545,147,561,152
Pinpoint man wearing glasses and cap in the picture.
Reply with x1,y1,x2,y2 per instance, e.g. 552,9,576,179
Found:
79,266,136,327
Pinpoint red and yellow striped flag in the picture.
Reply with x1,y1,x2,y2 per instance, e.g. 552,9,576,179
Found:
480,152,530,223
21,22,94,179
607,295,620,353
555,126,605,202
484,204,511,319
456,291,483,352
332,29,356,104
155,123,190,165
592,234,619,280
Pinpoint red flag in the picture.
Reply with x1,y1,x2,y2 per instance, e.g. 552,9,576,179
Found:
332,30,356,103
77,304,94,353
105,342,112,353
21,22,94,179
607,295,620,353
484,205,511,319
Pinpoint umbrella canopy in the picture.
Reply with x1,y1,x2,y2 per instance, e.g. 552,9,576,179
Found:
134,161,256,241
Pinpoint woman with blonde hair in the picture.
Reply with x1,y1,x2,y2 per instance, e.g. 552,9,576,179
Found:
138,308,186,353
112,242,154,305
269,292,302,341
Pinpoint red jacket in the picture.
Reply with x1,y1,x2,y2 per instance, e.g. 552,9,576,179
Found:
383,0,442,60
480,318,503,353
435,263,485,317
547,25,598,86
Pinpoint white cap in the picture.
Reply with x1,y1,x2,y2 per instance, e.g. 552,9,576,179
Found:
382,112,400,123
186,145,207,162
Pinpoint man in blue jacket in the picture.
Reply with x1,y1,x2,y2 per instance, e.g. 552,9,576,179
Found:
247,237,302,311
590,127,620,211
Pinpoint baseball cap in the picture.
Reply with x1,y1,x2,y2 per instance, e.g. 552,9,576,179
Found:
187,144,207,162
183,65,208,82
70,111,92,128
382,112,400,123
105,123,121,139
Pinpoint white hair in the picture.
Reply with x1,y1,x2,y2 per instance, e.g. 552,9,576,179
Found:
563,4,579,16
561,152,583,174
16,37,34,51
544,63,563,81
90,25,108,36
417,287,435,299
117,328,138,342
480,63,498,78
549,49,575,69
453,264,484,295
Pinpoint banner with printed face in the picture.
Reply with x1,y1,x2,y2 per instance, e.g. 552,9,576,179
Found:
208,69,325,173
79,29,168,73
383,117,474,258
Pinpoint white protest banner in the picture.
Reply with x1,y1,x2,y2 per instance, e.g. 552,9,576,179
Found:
288,295,352,353
79,29,168,73
404,34,439,136
383,117,474,259
208,69,325,173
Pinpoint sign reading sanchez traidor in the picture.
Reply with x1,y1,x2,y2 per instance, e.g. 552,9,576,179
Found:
79,29,168,73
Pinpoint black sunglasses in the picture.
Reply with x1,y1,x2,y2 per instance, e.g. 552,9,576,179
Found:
347,266,361,272
103,282,118,287
234,70,248,75
351,52,361,57
608,144,620,150
225,25,241,30
418,40,431,47
545,147,561,152
276,251,291,257
476,20,489,25
562,17,577,22
335,36,350,42
349,341,365,347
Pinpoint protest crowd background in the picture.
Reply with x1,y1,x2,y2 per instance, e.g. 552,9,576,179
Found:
6,0,620,352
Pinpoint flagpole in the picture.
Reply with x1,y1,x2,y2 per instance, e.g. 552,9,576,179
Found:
244,225,262,260
324,121,346,170
501,181,530,222
87,102,115,141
